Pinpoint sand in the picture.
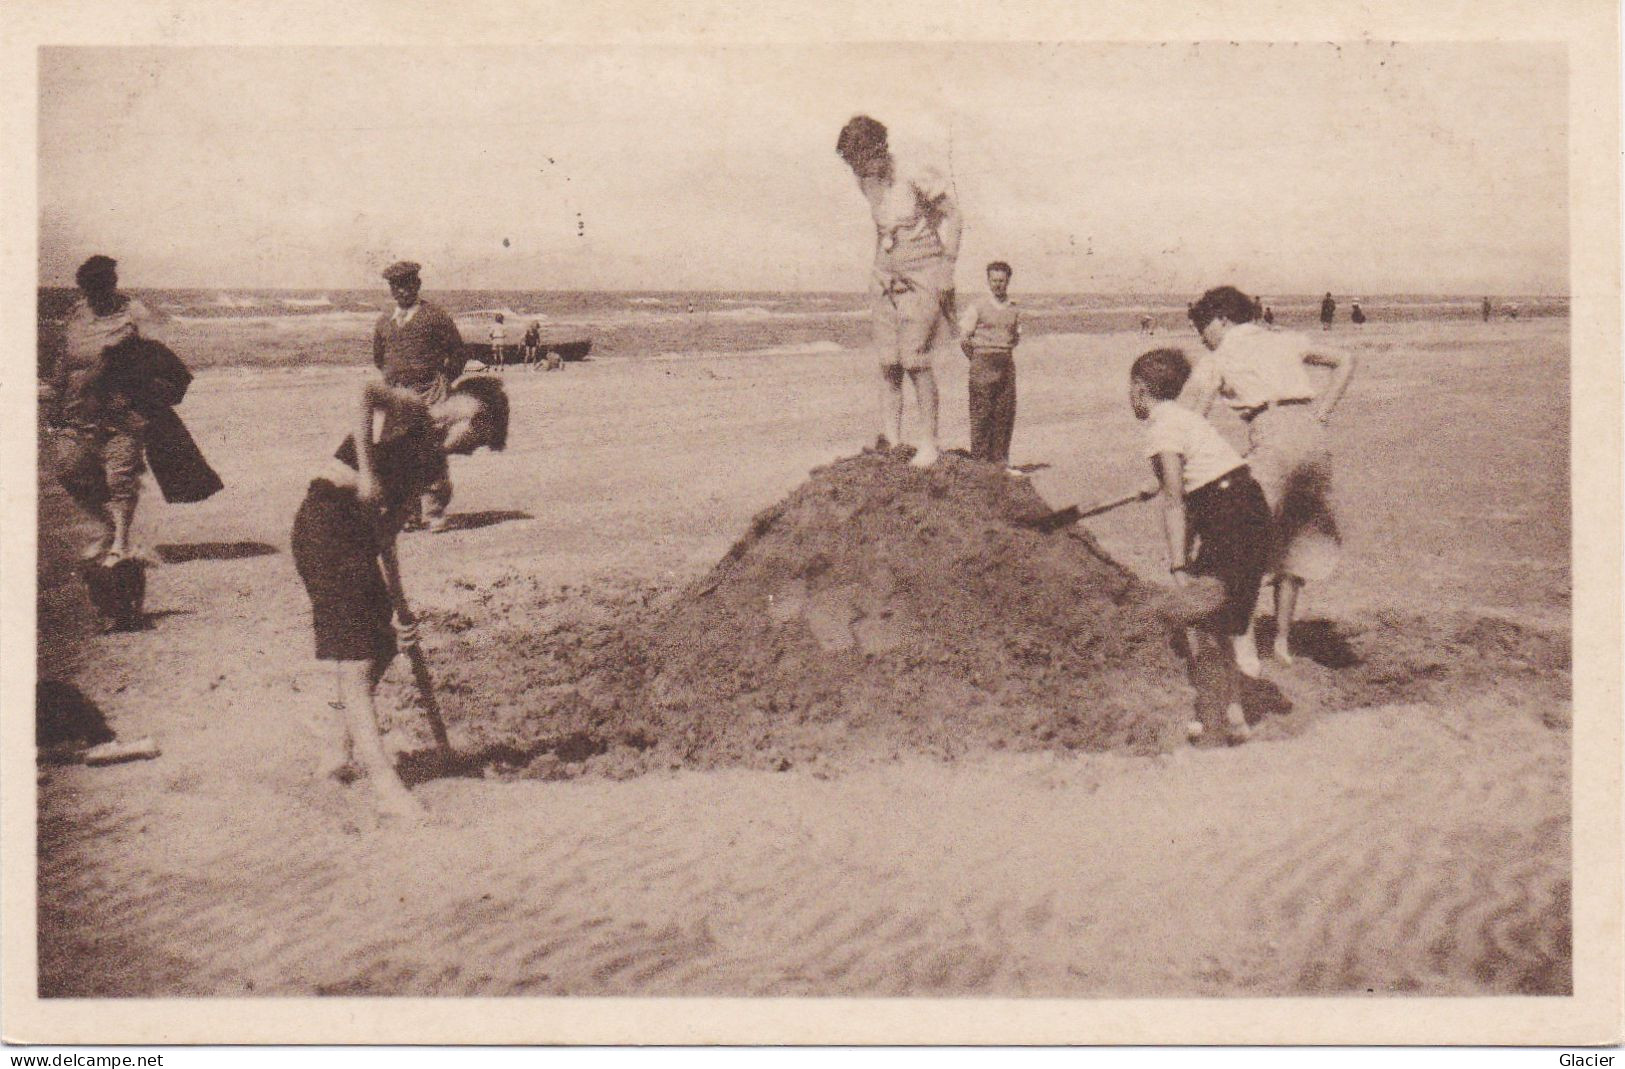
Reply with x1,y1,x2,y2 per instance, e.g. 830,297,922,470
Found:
35,317,1571,996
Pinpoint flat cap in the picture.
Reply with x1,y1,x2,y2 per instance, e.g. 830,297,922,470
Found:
381,260,421,284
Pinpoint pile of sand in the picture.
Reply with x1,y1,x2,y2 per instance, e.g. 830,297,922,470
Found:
417,453,1199,778
412,452,1569,781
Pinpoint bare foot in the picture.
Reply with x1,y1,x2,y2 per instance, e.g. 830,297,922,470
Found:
315,756,359,785
375,791,427,823
1273,637,1295,666
909,443,939,468
1232,633,1262,678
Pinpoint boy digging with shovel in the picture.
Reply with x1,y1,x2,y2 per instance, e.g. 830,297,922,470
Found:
1130,348,1271,745
291,376,509,819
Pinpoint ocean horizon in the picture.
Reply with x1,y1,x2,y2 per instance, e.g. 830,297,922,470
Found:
36,287,1569,368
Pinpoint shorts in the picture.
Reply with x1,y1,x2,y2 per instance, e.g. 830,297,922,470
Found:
290,480,397,665
872,260,954,372
1185,467,1271,636
54,425,145,509
1245,404,1341,582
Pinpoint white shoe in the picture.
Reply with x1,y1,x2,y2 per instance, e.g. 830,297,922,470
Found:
909,444,940,468
1005,467,1027,478
1185,720,1205,741
1273,638,1295,666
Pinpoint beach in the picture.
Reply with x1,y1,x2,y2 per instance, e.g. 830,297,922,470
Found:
36,314,1571,998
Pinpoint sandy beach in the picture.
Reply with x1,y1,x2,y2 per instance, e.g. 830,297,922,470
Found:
36,316,1571,997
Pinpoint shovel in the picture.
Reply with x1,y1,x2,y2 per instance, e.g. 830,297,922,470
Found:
1023,487,1157,533
399,630,452,751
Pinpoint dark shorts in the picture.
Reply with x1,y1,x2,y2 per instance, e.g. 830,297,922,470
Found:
1186,467,1271,636
290,480,397,664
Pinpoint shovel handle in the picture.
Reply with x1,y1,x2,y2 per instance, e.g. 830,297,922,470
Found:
1075,487,1156,520
403,640,452,751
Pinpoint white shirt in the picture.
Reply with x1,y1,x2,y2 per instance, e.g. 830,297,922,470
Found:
1186,322,1317,412
391,302,420,328
860,148,955,269
489,324,507,343
1144,400,1245,493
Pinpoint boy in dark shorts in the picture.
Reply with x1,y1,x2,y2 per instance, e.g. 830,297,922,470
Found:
1131,348,1270,744
291,375,509,819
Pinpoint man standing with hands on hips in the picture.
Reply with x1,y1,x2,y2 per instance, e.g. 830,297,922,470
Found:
837,114,962,467
960,260,1023,473
373,260,467,532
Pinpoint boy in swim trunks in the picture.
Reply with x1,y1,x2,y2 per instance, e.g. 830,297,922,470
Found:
291,375,509,819
837,115,962,467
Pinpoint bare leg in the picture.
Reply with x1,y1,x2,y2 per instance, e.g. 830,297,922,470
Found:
312,696,356,783
107,497,137,561
878,364,905,449
907,367,939,466
1273,575,1303,664
1232,622,1261,678
335,659,424,819
77,504,114,562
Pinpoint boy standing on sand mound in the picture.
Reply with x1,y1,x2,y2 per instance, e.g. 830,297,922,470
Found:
837,115,962,467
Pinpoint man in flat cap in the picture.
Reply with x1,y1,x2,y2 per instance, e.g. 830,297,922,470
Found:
373,261,467,531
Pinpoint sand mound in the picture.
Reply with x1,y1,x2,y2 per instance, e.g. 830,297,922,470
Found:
640,452,1193,762
413,453,1198,776
412,453,1569,782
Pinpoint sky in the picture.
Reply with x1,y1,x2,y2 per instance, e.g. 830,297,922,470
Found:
37,43,1567,294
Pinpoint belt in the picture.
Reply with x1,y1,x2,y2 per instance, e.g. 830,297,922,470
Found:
1239,397,1312,422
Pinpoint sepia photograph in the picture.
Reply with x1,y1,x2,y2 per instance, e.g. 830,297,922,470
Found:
4,0,1620,1049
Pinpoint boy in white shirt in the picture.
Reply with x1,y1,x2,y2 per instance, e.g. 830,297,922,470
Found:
1132,348,1272,744
837,114,963,467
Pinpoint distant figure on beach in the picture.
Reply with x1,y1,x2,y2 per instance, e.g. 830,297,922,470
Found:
959,260,1023,473
291,375,508,821
837,114,962,467
489,314,509,373
1506,302,1520,320
1263,306,1275,326
1140,315,1155,335
43,256,160,569
373,261,467,533
1482,296,1493,322
1185,285,1357,672
1350,300,1366,327
522,321,542,369
1252,295,1264,320
1319,292,1336,331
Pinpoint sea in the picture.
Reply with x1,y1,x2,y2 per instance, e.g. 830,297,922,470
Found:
36,288,1567,366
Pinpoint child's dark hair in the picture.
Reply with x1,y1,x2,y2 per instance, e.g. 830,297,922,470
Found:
1130,348,1192,401
450,375,510,451
836,115,888,165
986,261,1012,277
75,254,118,292
1187,285,1259,331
